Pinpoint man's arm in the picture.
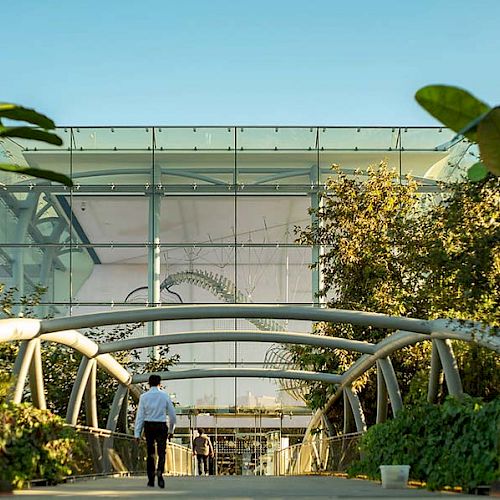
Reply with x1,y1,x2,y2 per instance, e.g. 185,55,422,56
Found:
208,436,214,457
165,394,177,435
134,395,145,439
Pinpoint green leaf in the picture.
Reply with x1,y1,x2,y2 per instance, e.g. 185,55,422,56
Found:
477,106,500,176
0,127,63,146
415,85,490,142
0,103,56,129
467,162,489,182
0,163,73,187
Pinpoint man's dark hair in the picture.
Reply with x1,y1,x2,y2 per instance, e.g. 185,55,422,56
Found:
198,428,205,435
148,374,161,387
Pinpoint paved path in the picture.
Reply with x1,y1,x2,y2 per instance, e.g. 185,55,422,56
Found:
13,475,475,499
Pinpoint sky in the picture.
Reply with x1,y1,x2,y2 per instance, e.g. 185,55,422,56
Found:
2,0,499,126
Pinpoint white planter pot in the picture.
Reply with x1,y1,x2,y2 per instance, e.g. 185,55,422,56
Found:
379,465,410,489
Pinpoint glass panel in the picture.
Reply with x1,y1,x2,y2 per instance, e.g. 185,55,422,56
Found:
158,150,234,187
237,127,317,150
164,377,236,408
237,378,303,407
320,150,401,183
237,342,280,363
169,341,235,365
74,246,147,304
67,195,148,244
0,131,71,185
236,151,317,188
236,247,312,303
400,151,449,183
446,142,479,181
319,127,399,150
0,245,72,312
401,127,454,151
72,150,152,186
0,188,73,245
236,196,310,244
155,127,234,150
4,127,72,151
160,196,235,243
72,127,152,150
71,129,152,186
158,248,235,304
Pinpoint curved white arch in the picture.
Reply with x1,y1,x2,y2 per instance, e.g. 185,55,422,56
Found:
1,307,498,437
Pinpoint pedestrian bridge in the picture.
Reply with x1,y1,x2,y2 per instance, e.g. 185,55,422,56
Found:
1,304,498,485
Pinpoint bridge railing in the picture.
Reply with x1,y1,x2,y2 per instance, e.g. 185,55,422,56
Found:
274,432,362,476
69,426,193,477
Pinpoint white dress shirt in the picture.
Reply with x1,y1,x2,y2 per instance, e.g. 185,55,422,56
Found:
134,386,177,438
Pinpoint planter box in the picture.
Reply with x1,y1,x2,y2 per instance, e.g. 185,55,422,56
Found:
380,465,410,489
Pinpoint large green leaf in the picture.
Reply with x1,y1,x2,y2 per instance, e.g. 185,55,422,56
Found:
477,106,500,176
0,126,63,146
0,163,73,186
415,85,490,142
0,103,56,129
467,162,489,182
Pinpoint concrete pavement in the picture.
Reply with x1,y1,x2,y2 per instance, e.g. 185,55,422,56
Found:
13,475,475,499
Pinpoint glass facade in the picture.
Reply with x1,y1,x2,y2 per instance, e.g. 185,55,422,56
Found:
0,126,474,408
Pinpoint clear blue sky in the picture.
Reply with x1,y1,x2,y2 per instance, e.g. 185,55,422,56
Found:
3,0,499,126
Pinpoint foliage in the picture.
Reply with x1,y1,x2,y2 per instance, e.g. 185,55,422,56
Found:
414,176,500,326
290,164,499,417
0,382,81,489
349,396,500,491
415,85,500,179
0,102,72,186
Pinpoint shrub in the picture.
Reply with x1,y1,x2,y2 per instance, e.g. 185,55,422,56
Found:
349,396,500,491
0,400,80,489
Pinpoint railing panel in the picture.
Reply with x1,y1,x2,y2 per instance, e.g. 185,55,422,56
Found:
63,426,193,478
275,433,361,476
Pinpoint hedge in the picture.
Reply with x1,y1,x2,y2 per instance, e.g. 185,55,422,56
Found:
349,396,500,491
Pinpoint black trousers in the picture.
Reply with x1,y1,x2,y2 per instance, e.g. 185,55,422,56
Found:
144,421,168,482
196,454,209,475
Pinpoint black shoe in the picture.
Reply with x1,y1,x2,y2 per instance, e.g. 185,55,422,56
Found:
157,474,165,489
147,480,155,487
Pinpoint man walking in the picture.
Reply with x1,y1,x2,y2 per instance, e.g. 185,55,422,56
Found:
193,428,214,476
134,374,177,488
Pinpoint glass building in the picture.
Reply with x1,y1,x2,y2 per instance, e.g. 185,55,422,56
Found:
0,126,475,410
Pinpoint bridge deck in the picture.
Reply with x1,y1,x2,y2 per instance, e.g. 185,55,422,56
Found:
14,475,476,499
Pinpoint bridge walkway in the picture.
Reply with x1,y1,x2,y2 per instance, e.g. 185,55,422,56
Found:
13,475,477,499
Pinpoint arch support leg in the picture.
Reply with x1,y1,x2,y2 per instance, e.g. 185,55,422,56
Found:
376,360,388,424
28,339,46,409
377,357,403,415
344,386,366,433
434,339,463,398
12,340,37,403
427,340,442,403
67,357,95,425
85,361,98,428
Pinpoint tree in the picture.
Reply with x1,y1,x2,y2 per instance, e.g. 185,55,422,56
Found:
0,102,72,186
290,163,499,423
